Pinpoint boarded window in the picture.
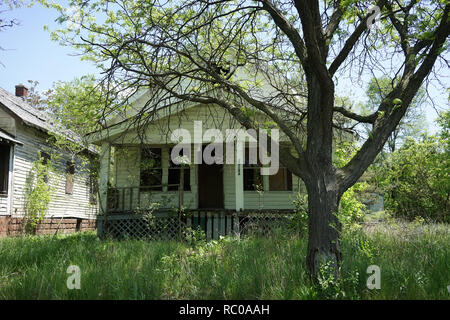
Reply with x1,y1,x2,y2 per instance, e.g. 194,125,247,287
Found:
168,148,191,191
0,144,10,196
243,147,262,191
140,147,162,190
65,161,75,194
269,167,292,191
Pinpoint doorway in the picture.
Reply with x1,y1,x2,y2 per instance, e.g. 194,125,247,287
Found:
198,162,224,209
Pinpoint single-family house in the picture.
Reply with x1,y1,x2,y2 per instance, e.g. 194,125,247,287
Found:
87,86,306,240
0,85,97,236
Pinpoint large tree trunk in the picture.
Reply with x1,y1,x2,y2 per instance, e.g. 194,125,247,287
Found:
303,71,342,279
305,169,342,279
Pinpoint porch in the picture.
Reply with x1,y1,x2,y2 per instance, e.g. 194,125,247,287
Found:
96,141,299,239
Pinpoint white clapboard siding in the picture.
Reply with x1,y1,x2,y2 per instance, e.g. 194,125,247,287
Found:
11,123,97,219
223,163,299,210
0,108,15,135
109,103,293,145
0,197,7,215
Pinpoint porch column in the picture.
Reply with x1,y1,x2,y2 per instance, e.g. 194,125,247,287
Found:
99,142,111,216
235,141,244,211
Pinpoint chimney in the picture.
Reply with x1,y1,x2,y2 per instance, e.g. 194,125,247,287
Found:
15,84,28,98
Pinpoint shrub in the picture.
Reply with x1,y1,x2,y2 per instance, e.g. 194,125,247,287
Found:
24,153,53,234
334,141,369,228
290,193,309,236
337,182,369,228
376,135,449,223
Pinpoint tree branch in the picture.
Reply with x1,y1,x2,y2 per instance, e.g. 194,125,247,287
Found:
333,107,378,124
329,0,388,76
339,3,450,192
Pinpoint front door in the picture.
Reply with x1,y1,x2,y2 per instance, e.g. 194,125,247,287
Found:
198,162,224,209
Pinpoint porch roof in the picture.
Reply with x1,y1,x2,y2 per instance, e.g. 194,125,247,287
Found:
0,128,22,145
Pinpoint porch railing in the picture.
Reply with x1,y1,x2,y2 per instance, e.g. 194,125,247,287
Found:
106,184,182,214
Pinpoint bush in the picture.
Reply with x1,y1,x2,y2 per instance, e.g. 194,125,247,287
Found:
338,182,368,228
376,134,449,223
290,193,309,236
334,141,369,228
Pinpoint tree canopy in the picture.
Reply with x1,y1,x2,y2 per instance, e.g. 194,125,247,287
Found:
362,77,427,152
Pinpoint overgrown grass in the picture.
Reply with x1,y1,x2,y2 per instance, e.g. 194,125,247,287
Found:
0,222,448,299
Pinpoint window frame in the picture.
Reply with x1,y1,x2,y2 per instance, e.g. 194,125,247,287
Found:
243,146,263,191
140,147,163,191
0,143,11,197
168,147,191,191
39,151,51,183
65,160,75,195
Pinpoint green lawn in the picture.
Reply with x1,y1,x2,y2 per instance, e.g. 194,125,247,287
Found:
0,222,448,299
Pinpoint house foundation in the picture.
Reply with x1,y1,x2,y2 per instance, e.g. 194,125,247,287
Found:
0,216,96,237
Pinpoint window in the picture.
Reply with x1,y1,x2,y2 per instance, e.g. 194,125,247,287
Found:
269,167,292,191
168,148,191,191
0,144,10,196
65,161,75,194
243,147,262,191
87,156,98,204
88,172,98,204
140,147,162,190
39,152,50,183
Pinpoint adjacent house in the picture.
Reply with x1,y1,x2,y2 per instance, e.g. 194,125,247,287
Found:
0,85,97,236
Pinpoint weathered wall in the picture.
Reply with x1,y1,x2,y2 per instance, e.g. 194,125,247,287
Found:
223,164,301,210
10,122,97,219
0,110,15,216
0,107,15,135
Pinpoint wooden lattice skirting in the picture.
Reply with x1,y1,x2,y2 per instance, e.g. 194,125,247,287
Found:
98,211,292,240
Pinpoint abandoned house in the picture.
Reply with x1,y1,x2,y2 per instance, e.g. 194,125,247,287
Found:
0,84,97,236
87,84,306,240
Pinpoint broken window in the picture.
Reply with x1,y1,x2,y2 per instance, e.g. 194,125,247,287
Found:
168,147,191,191
65,160,75,194
140,147,162,190
243,146,262,191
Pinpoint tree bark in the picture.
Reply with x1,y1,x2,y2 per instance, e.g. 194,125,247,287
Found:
303,69,341,279
305,166,342,279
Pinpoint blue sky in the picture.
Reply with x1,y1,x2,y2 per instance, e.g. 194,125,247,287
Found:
0,3,448,133
0,3,98,91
